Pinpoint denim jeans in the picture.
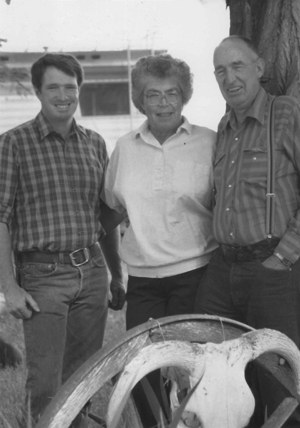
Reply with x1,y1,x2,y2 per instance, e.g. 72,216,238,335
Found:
195,248,300,427
17,247,108,423
195,248,300,344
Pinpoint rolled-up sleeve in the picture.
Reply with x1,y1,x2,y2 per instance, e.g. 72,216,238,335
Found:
0,133,18,225
104,142,126,214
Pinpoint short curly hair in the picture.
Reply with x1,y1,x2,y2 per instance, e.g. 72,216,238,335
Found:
131,54,193,114
31,53,84,91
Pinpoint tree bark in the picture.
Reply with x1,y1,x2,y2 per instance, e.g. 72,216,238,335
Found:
226,0,300,99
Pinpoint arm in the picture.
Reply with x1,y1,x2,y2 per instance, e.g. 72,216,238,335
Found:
0,222,39,318
99,140,126,308
100,200,127,234
0,133,39,318
100,227,125,310
263,97,300,270
262,253,289,270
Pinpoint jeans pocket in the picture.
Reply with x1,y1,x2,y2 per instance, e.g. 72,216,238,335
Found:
91,251,106,268
257,260,291,275
20,262,57,278
255,260,292,295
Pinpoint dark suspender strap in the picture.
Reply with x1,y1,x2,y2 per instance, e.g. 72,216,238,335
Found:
266,96,276,238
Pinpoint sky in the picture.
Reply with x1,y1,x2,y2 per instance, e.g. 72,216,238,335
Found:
0,0,230,129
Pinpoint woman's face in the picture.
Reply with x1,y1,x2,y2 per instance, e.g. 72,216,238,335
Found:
141,76,184,141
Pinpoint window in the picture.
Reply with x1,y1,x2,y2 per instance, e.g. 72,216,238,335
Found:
79,82,130,116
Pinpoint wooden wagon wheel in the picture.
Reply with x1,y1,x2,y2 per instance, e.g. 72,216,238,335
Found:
36,314,300,428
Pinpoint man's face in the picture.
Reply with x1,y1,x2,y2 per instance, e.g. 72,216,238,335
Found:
213,40,264,113
141,76,184,138
35,66,79,126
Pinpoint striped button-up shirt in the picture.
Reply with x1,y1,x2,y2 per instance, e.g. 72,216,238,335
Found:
213,87,300,263
0,112,108,252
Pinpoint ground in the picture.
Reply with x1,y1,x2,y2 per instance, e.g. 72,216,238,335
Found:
0,307,126,428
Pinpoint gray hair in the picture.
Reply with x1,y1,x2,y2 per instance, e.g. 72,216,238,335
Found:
217,35,260,58
131,54,193,114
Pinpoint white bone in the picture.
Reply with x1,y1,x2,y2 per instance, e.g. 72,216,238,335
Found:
107,341,202,428
107,328,300,428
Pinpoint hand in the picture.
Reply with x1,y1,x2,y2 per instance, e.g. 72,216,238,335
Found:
5,282,40,319
262,255,290,271
109,278,126,311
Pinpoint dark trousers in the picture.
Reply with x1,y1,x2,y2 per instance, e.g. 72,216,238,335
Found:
17,249,108,424
195,248,300,427
126,266,207,428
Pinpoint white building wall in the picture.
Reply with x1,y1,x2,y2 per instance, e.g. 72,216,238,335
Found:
0,95,144,154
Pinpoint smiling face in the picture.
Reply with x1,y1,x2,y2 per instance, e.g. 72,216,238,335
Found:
141,76,184,143
213,39,265,118
35,66,79,129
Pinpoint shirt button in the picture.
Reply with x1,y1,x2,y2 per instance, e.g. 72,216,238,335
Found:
231,160,235,164
226,208,230,212
228,184,232,188
234,137,239,141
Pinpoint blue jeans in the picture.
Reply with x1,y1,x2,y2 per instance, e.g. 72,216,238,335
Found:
17,247,108,422
195,248,300,427
195,248,300,344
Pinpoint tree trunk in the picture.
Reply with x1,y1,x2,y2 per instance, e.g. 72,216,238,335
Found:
226,0,300,99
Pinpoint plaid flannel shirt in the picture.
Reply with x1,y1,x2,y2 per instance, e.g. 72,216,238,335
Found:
0,112,108,252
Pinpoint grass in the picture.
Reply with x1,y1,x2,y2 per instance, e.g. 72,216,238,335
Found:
0,312,27,428
0,307,126,428
89,308,126,428
0,308,195,428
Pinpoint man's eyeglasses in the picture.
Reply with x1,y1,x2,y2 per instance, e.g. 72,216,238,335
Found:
144,90,180,106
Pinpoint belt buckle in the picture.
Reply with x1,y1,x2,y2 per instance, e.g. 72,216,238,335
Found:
69,247,90,267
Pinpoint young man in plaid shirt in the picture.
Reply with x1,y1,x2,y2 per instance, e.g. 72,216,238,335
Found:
0,53,125,427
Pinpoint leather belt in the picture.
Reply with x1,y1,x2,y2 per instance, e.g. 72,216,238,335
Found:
220,237,280,263
16,242,100,267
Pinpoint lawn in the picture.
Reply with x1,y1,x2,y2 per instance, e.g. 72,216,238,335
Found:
0,312,26,428
0,306,126,428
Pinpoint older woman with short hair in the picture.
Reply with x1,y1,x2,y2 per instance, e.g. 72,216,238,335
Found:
105,53,217,426
131,54,193,113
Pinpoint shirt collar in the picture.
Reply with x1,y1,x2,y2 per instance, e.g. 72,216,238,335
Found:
219,87,268,132
35,112,53,139
135,115,191,140
35,112,87,140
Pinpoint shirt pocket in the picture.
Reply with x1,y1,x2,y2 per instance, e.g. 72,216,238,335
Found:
240,146,268,184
